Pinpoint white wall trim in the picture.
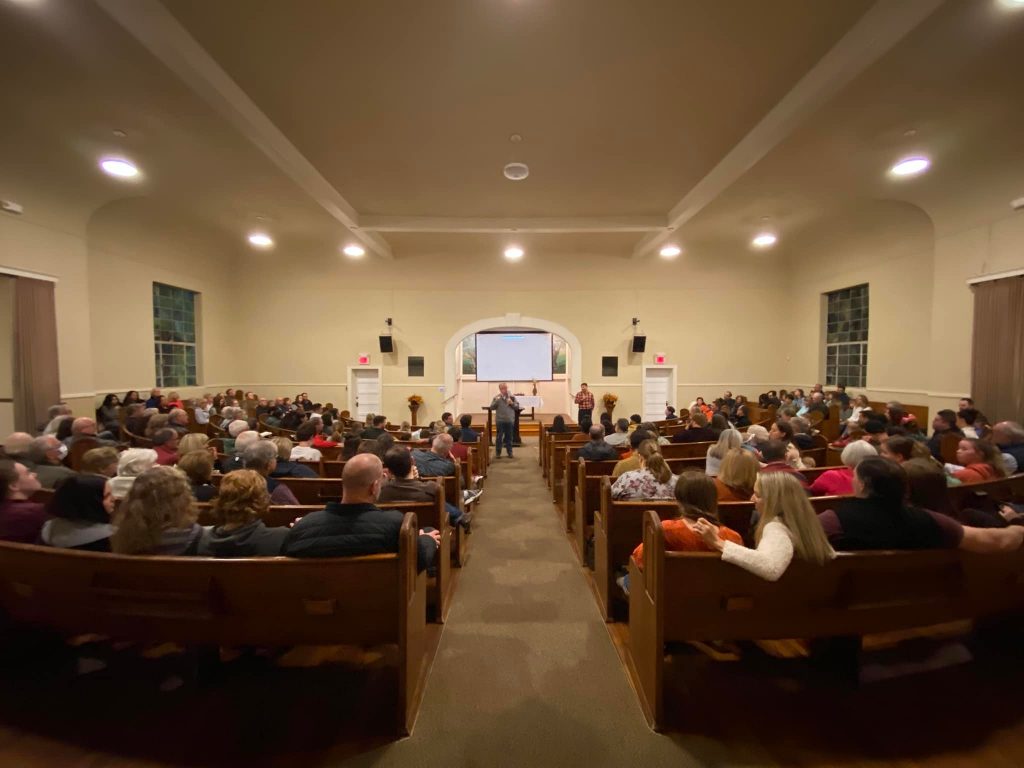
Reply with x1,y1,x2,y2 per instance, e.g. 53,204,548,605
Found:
443,316,583,413
0,265,59,283
967,268,1024,286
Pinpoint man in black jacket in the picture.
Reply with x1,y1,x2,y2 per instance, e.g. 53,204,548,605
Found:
282,453,439,572
577,425,620,462
671,412,718,443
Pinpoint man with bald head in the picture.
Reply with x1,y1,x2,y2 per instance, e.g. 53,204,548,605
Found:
63,417,117,450
282,453,440,571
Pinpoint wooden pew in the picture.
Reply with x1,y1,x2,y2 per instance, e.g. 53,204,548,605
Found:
544,432,586,482
193,496,453,623
418,474,469,568
628,510,1024,730
593,479,846,621
570,456,718,565
947,473,1024,517
0,514,430,736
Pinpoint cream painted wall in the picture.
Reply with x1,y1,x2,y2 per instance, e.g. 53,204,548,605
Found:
230,249,791,423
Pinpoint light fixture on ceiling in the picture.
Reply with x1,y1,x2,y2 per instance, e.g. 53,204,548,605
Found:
659,244,682,259
247,232,274,249
343,243,366,258
503,162,529,181
751,232,778,249
889,155,931,178
99,157,139,179
504,245,524,261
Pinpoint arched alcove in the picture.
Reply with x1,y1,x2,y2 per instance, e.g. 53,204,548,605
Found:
443,315,583,415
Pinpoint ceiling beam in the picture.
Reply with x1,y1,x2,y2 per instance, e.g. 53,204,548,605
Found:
360,215,667,234
632,0,944,259
95,0,392,259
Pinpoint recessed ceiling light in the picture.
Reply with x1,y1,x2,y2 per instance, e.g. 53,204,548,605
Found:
889,156,931,177
99,157,139,179
247,232,274,249
504,245,524,261
343,244,366,258
751,232,778,249
503,162,529,181
659,244,682,259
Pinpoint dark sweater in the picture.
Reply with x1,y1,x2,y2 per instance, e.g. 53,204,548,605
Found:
282,502,436,572
198,520,287,558
671,427,718,444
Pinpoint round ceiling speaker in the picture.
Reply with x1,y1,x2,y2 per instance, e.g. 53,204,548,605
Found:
503,162,530,181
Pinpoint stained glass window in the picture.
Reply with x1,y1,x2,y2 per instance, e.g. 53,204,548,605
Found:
824,284,868,388
152,282,198,387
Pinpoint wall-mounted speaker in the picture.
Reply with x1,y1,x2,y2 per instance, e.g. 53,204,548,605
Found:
631,335,647,353
379,335,394,353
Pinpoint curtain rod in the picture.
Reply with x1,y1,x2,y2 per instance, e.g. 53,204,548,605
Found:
0,266,59,283
967,268,1024,286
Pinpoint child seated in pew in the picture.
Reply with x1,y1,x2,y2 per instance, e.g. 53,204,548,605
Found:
694,472,834,581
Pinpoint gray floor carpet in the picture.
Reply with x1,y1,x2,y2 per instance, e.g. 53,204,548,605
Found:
340,439,693,767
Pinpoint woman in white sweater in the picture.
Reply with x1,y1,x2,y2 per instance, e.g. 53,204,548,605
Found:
693,471,834,581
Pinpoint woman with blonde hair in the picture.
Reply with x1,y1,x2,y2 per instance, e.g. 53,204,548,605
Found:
706,428,742,476
695,471,834,581
177,450,218,502
949,438,1006,484
715,448,757,502
198,469,287,558
611,446,677,500
111,466,202,556
177,432,212,458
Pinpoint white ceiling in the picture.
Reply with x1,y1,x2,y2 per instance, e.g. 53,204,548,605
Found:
0,0,1022,265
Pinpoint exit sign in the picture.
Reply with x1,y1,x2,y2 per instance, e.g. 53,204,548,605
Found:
654,354,666,364
358,354,370,365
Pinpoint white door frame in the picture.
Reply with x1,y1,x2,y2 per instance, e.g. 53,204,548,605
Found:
641,365,677,422
347,366,382,419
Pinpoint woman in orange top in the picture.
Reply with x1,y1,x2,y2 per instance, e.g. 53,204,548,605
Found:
632,471,744,570
951,438,1006,484
714,448,757,502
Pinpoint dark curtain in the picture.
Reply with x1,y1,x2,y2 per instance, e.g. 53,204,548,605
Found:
13,277,60,432
971,276,1024,425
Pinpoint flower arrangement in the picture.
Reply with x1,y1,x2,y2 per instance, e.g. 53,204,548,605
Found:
602,393,618,408
407,394,424,406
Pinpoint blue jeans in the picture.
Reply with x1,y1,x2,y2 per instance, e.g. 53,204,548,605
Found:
445,501,462,525
496,421,514,456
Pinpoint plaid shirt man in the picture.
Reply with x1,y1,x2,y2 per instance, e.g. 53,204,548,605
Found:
574,390,595,411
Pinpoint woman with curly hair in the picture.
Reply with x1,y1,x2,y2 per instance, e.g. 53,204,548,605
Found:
198,469,287,557
111,466,202,555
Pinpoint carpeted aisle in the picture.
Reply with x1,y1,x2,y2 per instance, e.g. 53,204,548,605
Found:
340,439,692,767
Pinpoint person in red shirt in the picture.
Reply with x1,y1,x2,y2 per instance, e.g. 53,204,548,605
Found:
311,419,339,449
758,440,808,488
573,383,595,424
631,471,743,571
951,438,1006,484
151,429,180,466
447,427,469,461
0,459,48,543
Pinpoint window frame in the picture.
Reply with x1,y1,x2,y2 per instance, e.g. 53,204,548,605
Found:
823,283,869,388
152,282,200,388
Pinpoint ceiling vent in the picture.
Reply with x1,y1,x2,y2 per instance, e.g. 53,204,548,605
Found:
503,162,530,181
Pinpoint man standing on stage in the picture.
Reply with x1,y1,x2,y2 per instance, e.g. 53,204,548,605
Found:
574,383,595,425
491,383,518,459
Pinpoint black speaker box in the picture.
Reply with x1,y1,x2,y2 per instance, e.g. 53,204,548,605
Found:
631,335,647,353
379,335,394,353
